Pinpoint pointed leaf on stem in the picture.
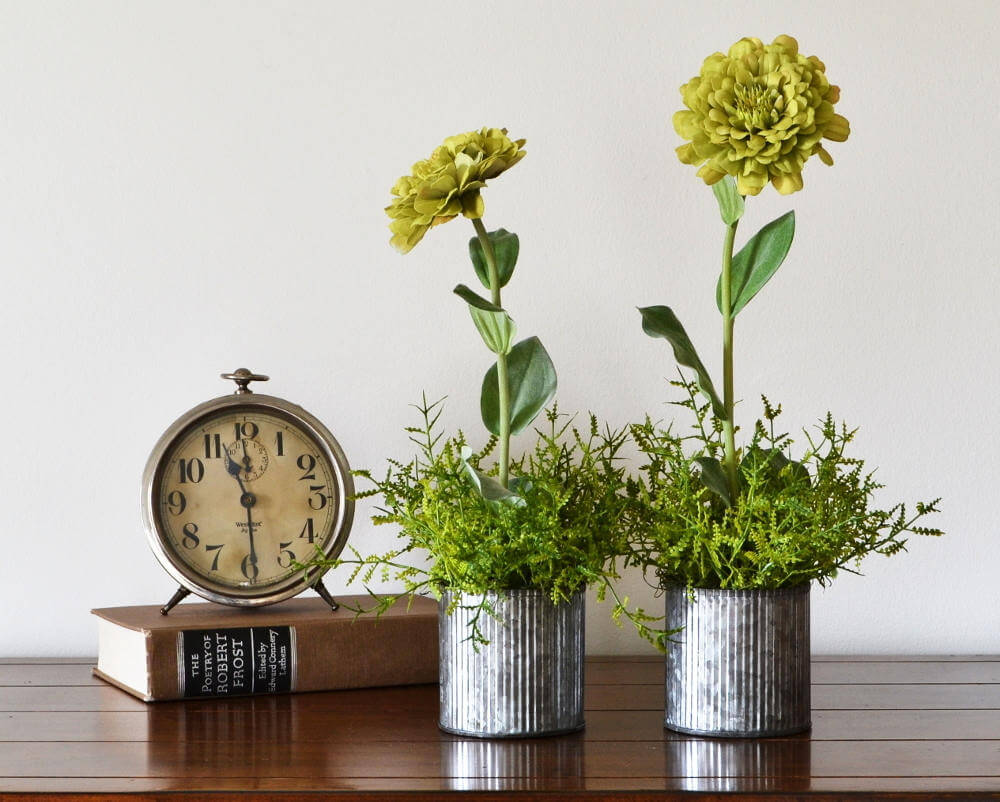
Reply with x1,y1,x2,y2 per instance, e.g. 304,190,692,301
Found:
453,284,516,355
694,456,733,507
639,306,726,420
481,336,557,436
742,447,810,486
469,229,519,291
712,175,745,225
716,211,796,316
459,446,526,507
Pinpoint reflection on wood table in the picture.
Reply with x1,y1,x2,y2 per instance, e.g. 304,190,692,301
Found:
1,656,999,800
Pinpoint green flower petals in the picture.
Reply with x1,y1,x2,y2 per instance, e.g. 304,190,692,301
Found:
385,128,526,254
673,36,850,196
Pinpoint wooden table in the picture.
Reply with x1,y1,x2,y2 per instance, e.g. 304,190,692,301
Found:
1,656,999,800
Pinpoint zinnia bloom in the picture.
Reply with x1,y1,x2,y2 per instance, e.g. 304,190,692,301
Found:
673,35,850,196
386,127,526,253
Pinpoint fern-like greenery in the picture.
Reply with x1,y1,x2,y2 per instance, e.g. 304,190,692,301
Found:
627,379,943,590
312,395,661,645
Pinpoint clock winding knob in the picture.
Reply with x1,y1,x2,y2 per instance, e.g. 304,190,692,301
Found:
221,368,269,394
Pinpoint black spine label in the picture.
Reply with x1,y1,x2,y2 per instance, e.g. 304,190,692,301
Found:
180,626,294,698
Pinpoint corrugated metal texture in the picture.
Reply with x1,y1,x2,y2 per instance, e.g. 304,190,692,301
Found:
664,584,811,737
438,588,585,738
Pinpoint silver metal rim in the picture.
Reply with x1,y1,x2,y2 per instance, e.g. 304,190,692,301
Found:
662,582,811,598
140,393,354,607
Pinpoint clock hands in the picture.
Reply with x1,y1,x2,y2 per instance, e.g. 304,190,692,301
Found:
242,495,259,584
225,449,259,584
240,437,252,477
225,449,244,481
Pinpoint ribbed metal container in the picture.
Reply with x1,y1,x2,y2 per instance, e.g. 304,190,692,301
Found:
664,583,811,737
439,588,585,738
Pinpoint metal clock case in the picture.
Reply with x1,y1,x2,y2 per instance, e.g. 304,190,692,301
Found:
141,370,354,613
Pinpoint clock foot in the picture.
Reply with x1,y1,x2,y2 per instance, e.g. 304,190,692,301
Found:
313,579,339,612
160,587,191,615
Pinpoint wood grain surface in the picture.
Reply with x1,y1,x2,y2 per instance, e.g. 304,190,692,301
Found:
0,656,997,800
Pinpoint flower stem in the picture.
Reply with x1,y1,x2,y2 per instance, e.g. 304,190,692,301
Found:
472,217,511,488
720,218,740,500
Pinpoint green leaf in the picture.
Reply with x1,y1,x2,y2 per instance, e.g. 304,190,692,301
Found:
716,211,795,316
459,446,526,507
481,336,557,436
712,175,744,225
469,229,519,291
742,447,810,486
694,456,732,507
453,284,516,355
509,475,534,495
638,306,726,420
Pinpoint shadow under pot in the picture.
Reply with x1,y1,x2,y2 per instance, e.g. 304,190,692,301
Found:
663,583,811,738
438,588,585,738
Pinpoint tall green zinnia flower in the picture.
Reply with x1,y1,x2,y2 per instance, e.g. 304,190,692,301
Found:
386,127,526,253
673,35,850,195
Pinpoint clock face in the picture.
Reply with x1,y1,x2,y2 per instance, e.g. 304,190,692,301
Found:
150,405,344,597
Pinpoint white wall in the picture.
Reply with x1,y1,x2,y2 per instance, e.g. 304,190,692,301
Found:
1,0,996,657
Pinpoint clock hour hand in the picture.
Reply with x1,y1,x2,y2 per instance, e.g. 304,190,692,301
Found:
225,450,249,494
225,450,243,480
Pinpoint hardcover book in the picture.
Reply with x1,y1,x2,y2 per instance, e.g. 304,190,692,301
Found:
92,594,439,701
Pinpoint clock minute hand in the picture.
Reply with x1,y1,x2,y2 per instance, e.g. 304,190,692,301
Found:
241,437,253,472
244,501,259,583
226,451,259,582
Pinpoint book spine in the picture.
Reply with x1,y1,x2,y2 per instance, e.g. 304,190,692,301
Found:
147,625,296,700
142,615,438,701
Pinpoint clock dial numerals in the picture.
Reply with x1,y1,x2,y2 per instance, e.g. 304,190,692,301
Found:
308,486,331,510
156,410,339,591
205,543,225,571
235,421,259,440
296,454,316,480
166,490,186,516
204,433,222,459
277,541,297,568
177,458,205,484
240,553,260,581
181,522,200,549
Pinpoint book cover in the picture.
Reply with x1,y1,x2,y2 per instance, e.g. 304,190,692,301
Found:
92,594,439,701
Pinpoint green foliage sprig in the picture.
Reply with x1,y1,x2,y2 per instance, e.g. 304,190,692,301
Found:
627,380,943,590
314,395,662,646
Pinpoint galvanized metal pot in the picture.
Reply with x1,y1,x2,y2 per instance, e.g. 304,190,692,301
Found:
663,583,811,738
438,588,585,738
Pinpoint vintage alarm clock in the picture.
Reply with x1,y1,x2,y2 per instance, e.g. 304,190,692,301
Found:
141,369,354,614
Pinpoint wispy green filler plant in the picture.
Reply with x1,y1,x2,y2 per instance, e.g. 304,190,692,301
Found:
313,397,658,645
629,380,942,589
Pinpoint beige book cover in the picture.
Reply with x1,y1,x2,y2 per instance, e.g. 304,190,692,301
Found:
92,595,439,701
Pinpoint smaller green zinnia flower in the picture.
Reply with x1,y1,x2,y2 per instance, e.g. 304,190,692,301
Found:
386,127,526,253
673,35,850,196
